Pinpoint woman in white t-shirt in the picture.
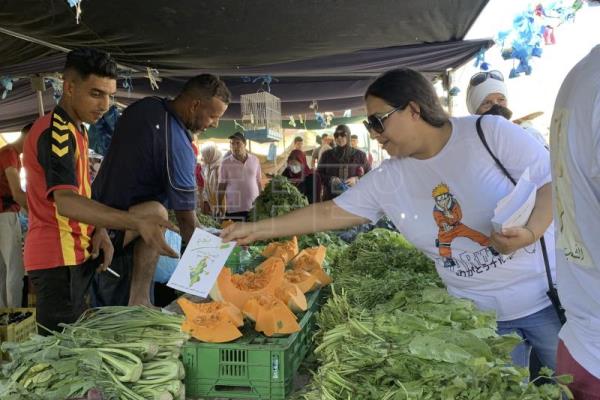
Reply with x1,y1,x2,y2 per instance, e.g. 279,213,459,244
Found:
222,68,562,375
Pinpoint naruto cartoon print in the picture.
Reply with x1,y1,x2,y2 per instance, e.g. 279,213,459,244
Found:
432,183,497,269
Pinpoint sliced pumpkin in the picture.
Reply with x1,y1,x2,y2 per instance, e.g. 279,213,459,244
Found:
255,256,285,273
209,258,285,310
181,314,242,343
275,281,307,313
262,236,298,263
242,294,300,336
293,257,332,288
292,245,327,267
177,297,243,327
177,297,244,343
284,269,318,293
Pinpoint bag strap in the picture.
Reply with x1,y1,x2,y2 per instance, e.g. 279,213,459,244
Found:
475,116,555,292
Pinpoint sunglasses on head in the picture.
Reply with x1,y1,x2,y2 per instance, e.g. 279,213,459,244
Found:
363,105,404,134
469,70,504,87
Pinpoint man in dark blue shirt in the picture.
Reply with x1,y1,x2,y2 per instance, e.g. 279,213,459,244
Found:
92,74,230,306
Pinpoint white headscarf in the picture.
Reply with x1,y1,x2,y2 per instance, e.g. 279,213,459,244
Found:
200,143,223,213
201,143,222,166
466,77,508,114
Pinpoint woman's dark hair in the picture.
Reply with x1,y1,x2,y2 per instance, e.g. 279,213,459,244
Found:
64,48,118,80
334,124,351,136
365,68,448,127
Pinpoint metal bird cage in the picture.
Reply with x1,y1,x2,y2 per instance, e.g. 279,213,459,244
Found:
240,91,282,143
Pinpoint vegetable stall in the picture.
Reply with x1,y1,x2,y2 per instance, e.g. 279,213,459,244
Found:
0,180,573,399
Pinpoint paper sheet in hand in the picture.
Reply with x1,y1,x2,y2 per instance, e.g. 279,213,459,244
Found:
167,228,236,297
491,168,537,232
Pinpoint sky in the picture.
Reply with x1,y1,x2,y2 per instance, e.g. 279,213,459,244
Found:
453,0,600,135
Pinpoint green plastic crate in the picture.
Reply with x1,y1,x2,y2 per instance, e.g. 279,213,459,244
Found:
182,289,321,399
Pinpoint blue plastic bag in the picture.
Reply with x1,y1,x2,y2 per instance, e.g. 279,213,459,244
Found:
153,230,182,283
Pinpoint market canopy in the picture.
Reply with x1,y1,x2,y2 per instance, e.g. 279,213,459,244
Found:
0,0,492,131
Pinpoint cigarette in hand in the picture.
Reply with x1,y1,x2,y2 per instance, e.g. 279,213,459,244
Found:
106,267,121,278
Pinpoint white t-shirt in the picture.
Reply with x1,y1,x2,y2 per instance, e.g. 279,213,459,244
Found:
522,124,548,148
335,115,554,321
550,44,600,378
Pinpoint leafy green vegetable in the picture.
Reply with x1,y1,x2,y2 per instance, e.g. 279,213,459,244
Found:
295,229,573,400
196,212,220,228
330,229,441,309
249,175,308,221
335,228,433,278
0,307,189,400
168,210,220,229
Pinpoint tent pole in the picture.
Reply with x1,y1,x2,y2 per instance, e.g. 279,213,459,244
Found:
30,76,46,117
36,91,45,117
444,70,454,116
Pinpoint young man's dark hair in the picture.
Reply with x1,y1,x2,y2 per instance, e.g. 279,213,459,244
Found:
294,136,303,143
181,74,231,104
64,48,118,80
350,134,358,140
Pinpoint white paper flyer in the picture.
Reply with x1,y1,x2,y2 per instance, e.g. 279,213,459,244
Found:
491,168,537,232
167,228,236,297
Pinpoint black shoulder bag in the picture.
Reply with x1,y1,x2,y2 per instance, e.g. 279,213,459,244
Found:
476,116,566,325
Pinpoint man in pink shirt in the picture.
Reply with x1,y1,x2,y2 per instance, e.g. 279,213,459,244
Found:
218,132,262,221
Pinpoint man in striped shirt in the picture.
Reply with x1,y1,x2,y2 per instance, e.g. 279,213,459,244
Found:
24,48,177,332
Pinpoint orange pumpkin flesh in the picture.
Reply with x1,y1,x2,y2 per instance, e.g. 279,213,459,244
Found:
177,297,244,343
177,297,243,327
242,294,300,336
262,236,299,263
293,257,332,287
275,281,307,313
292,245,327,267
181,315,242,343
284,269,318,293
209,258,285,310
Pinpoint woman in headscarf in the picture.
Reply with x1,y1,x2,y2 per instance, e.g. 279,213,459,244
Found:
200,143,223,216
466,70,547,147
282,149,321,203
317,124,371,200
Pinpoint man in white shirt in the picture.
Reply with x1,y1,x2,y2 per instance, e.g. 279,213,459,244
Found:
551,42,600,399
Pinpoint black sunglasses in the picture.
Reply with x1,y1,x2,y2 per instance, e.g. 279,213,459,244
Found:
363,106,403,134
469,70,504,87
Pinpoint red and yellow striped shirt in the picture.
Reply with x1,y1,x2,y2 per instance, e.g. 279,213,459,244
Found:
23,106,94,271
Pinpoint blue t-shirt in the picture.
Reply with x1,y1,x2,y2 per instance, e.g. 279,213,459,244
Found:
92,97,196,211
